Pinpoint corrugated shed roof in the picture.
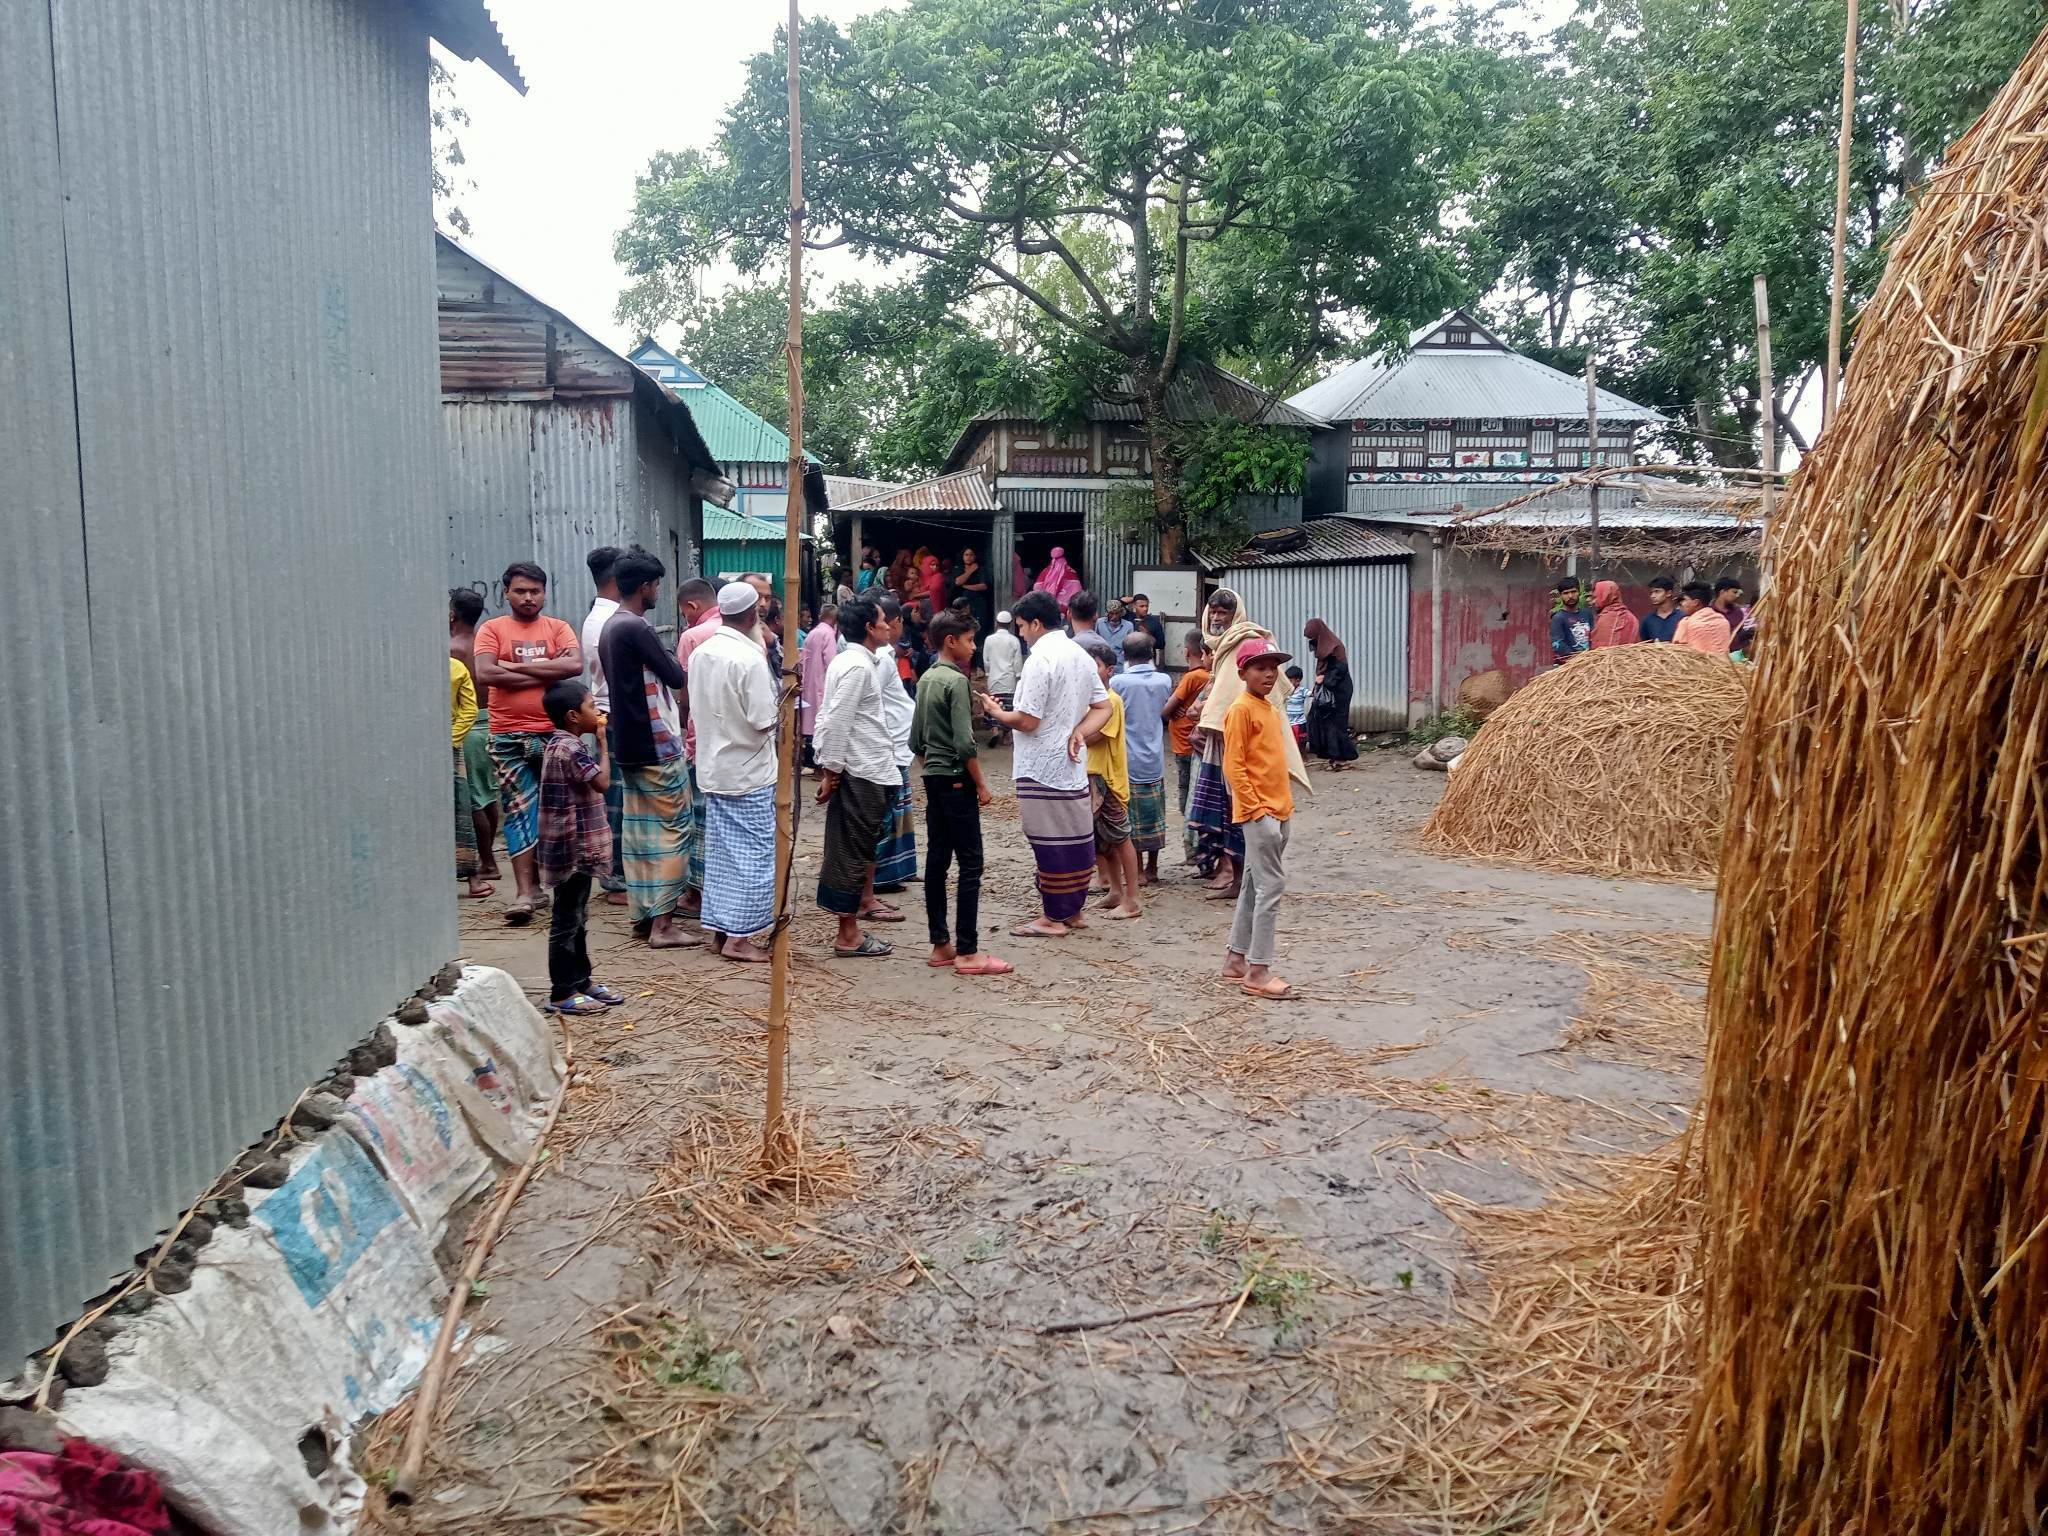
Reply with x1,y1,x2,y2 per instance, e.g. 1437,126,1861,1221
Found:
1288,317,1664,425
676,380,806,468
1339,502,1754,533
839,469,999,514
822,474,904,507
416,0,526,92
702,507,790,543
959,359,1324,438
1207,519,1412,568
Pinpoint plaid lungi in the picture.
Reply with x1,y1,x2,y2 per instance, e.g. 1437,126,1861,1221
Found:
873,767,917,885
701,785,777,938
620,758,692,922
454,747,478,877
687,759,706,892
463,719,500,809
1016,777,1095,922
488,731,549,858
1127,778,1167,853
1187,743,1244,871
818,773,893,914
1089,774,1131,851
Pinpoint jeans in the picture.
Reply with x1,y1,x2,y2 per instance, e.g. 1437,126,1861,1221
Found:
548,872,593,1002
1227,815,1289,967
922,774,983,956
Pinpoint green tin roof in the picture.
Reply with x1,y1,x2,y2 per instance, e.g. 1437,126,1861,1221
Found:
701,508,789,543
628,340,820,469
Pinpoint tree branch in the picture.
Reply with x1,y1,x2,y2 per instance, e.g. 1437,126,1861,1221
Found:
1161,180,1190,382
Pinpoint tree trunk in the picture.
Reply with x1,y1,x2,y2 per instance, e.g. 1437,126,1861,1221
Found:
1141,387,1188,565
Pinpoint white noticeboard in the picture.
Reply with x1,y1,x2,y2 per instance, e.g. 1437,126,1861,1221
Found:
1131,565,1203,673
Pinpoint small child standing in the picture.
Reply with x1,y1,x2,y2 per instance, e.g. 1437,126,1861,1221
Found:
911,610,1012,976
1110,631,1174,886
1283,664,1309,750
537,680,622,1016
1078,637,1141,920
1222,639,1295,999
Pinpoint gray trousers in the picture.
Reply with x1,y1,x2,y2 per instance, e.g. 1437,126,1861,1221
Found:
1228,814,1289,966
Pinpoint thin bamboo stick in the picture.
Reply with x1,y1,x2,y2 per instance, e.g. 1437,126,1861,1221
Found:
1824,0,1859,426
766,0,805,1167
1753,274,1776,594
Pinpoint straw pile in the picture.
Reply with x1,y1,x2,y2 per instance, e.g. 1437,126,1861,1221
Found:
1422,645,1748,878
1662,36,2048,1535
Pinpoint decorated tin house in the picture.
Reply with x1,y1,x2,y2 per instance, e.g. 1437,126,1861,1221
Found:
628,339,816,526
1288,309,1663,519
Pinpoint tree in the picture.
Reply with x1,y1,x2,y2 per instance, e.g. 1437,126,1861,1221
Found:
614,0,1473,561
429,55,474,238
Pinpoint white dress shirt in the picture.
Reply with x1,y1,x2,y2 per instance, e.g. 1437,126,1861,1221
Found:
812,641,898,787
689,623,780,794
580,595,620,710
1011,627,1109,792
874,645,916,769
982,628,1023,694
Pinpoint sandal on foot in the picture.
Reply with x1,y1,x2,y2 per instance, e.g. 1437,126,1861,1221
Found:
1241,978,1294,1000
503,899,538,927
585,984,627,1007
547,992,608,1016
955,955,1014,976
860,903,906,923
833,934,893,959
1009,923,1067,939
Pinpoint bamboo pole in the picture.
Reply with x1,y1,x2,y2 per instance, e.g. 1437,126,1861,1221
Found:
1824,0,1859,426
766,0,803,1165
1583,355,1601,572
1753,274,1777,595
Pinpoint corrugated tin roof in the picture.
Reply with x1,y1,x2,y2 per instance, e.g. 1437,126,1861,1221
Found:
415,0,526,92
1339,504,1754,533
839,469,999,514
957,358,1324,441
674,380,805,468
1288,315,1664,425
1206,518,1412,568
702,507,790,543
822,474,904,507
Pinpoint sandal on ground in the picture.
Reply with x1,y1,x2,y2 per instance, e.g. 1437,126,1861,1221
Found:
547,992,608,1016
833,934,893,959
955,955,1015,976
1241,978,1294,1000
585,984,627,1007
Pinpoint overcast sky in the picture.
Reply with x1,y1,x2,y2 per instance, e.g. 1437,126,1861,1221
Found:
439,0,890,354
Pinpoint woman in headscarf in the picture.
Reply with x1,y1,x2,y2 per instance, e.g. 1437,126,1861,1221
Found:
1187,588,1311,896
954,545,994,634
1301,619,1359,768
1034,547,1083,606
920,553,949,613
887,549,916,598
1589,579,1641,648
1013,547,1031,601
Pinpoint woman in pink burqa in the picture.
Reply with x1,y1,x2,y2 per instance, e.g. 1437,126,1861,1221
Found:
1033,547,1083,606
799,604,839,770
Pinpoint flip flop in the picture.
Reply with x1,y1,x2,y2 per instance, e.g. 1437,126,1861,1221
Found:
462,882,496,899
1009,923,1068,938
833,934,893,959
926,954,959,968
547,992,608,1016
585,984,627,1007
1241,978,1294,1000
503,900,537,927
955,956,1015,976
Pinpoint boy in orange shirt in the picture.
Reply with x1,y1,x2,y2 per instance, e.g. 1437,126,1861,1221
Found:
1221,638,1295,999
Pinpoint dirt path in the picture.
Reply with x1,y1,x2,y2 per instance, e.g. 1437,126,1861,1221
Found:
364,751,1711,1534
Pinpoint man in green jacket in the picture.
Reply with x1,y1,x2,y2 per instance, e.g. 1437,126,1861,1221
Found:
911,610,1012,976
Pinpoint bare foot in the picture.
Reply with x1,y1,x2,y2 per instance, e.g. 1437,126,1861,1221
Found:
464,879,495,899
604,889,630,906
679,890,703,914
1206,884,1241,901
477,858,503,880
1221,951,1249,980
647,920,693,949
1105,904,1141,921
720,936,771,963
954,954,1014,975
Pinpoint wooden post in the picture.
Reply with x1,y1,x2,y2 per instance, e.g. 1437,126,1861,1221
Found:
1583,355,1601,573
1754,274,1777,595
766,0,803,1165
1824,0,1859,427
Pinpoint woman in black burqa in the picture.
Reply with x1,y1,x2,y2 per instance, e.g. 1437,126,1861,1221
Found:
1302,619,1359,768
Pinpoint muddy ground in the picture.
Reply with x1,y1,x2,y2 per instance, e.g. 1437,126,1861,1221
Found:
364,749,1711,1535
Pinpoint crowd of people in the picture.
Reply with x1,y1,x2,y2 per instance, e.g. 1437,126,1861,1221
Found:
1550,573,1754,663
448,546,1338,1009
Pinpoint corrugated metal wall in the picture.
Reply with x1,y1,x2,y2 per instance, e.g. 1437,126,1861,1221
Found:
1348,481,1535,516
1,0,452,1366
445,398,702,621
1215,562,1413,731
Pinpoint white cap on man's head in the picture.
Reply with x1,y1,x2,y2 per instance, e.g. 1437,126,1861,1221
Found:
995,610,1013,626
717,580,758,616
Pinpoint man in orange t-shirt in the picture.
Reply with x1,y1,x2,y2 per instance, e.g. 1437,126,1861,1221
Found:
1162,631,1212,862
1672,581,1733,658
475,561,583,924
1220,638,1295,1000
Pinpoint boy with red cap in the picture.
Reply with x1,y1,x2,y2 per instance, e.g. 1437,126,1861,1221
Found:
1221,637,1296,999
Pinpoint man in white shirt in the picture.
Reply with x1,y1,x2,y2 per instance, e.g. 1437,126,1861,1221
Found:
811,596,901,957
579,545,627,904
981,610,1023,747
870,593,918,896
689,582,782,963
980,590,1111,938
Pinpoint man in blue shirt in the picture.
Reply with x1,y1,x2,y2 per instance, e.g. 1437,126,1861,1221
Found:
1550,579,1592,662
1093,598,1136,672
1110,631,1175,884
1638,575,1683,643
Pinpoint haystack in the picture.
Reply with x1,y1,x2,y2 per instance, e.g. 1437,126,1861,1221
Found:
1421,645,1746,879
1662,35,2048,1535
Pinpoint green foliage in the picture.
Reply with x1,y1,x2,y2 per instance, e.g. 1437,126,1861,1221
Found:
428,56,472,238
1243,1257,1319,1340
637,1318,741,1394
1099,422,1308,555
1407,706,1482,747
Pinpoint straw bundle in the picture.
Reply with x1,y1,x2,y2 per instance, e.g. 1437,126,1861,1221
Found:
1422,645,1748,878
1457,665,1514,718
1662,36,2048,1535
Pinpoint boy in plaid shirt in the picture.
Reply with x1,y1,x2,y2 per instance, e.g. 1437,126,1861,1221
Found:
537,680,621,1015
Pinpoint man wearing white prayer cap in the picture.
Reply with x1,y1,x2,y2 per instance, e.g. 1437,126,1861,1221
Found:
689,582,782,961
